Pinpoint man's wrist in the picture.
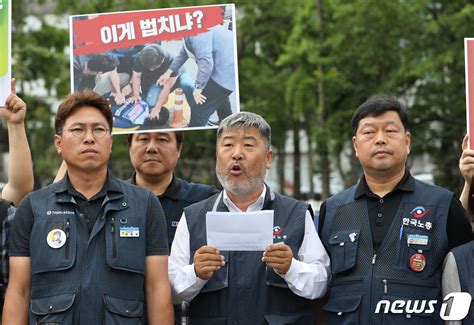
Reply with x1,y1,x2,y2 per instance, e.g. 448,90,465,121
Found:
7,121,25,127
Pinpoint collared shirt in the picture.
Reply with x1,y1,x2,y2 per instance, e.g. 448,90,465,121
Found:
354,171,413,251
1,204,15,295
221,185,266,212
168,186,330,303
319,171,472,251
131,172,182,201
66,175,108,234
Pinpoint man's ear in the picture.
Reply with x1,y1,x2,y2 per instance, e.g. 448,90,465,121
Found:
54,134,63,154
266,148,273,169
352,136,359,157
406,131,411,155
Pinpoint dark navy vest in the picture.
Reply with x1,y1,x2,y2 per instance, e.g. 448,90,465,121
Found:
451,241,474,325
127,176,215,248
28,177,152,324
183,185,314,324
321,179,451,324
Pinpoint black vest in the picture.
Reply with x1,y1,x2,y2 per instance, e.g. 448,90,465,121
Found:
183,185,314,324
321,179,451,324
127,176,215,248
28,176,152,324
451,241,474,325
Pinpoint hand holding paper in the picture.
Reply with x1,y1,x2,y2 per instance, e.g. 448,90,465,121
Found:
0,79,26,124
193,245,225,280
262,243,293,275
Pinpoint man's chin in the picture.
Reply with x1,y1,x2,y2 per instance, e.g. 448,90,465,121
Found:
223,181,262,197
139,168,165,177
69,161,107,173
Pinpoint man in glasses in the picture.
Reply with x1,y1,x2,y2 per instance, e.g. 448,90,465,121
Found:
4,90,173,324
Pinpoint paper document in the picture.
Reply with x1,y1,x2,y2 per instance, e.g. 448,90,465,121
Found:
206,210,274,251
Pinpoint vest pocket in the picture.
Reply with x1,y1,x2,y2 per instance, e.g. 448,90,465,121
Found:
328,229,360,273
106,216,146,274
323,294,362,324
31,218,77,275
397,230,432,275
30,293,75,324
103,294,144,324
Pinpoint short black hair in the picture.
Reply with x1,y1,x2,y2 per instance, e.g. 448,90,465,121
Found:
55,90,113,135
87,54,119,73
138,45,165,70
351,95,409,135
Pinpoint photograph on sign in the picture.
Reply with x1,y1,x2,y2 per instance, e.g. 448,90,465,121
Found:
70,4,239,134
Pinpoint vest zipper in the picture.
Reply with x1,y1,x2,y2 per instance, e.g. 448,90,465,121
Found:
372,253,377,264
381,278,437,295
65,219,70,260
111,217,116,258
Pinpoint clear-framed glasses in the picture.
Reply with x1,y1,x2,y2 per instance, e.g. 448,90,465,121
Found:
66,125,109,138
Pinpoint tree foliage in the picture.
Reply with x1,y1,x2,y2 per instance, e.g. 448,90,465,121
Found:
5,0,473,197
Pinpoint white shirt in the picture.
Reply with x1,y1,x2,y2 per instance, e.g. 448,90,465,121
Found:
168,187,330,303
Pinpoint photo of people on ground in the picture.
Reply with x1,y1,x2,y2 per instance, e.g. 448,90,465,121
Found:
70,4,239,134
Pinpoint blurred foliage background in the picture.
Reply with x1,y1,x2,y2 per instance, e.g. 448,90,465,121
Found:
4,0,474,200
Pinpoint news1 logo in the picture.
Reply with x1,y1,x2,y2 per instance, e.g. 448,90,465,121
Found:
375,292,472,320
440,293,471,321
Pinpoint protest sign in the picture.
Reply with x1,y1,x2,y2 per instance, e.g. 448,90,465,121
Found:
465,38,474,148
70,4,239,134
0,0,11,106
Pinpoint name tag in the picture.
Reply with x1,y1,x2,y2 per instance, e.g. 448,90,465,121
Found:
120,226,139,238
407,234,428,246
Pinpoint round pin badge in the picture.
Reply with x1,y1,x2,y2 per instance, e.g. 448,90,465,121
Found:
47,229,66,249
409,253,426,272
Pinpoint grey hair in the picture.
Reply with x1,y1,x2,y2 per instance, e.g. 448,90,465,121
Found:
217,112,271,149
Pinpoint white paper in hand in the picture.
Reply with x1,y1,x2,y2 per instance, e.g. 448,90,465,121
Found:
206,210,274,251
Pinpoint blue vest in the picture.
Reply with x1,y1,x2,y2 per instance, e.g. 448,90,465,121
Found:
183,185,315,324
451,241,474,325
28,176,152,324
127,176,215,248
321,179,451,324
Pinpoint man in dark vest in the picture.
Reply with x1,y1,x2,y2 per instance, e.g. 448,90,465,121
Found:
0,78,34,315
127,131,218,324
440,135,474,325
127,131,217,250
53,131,215,323
168,111,330,324
319,95,472,324
4,90,173,324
